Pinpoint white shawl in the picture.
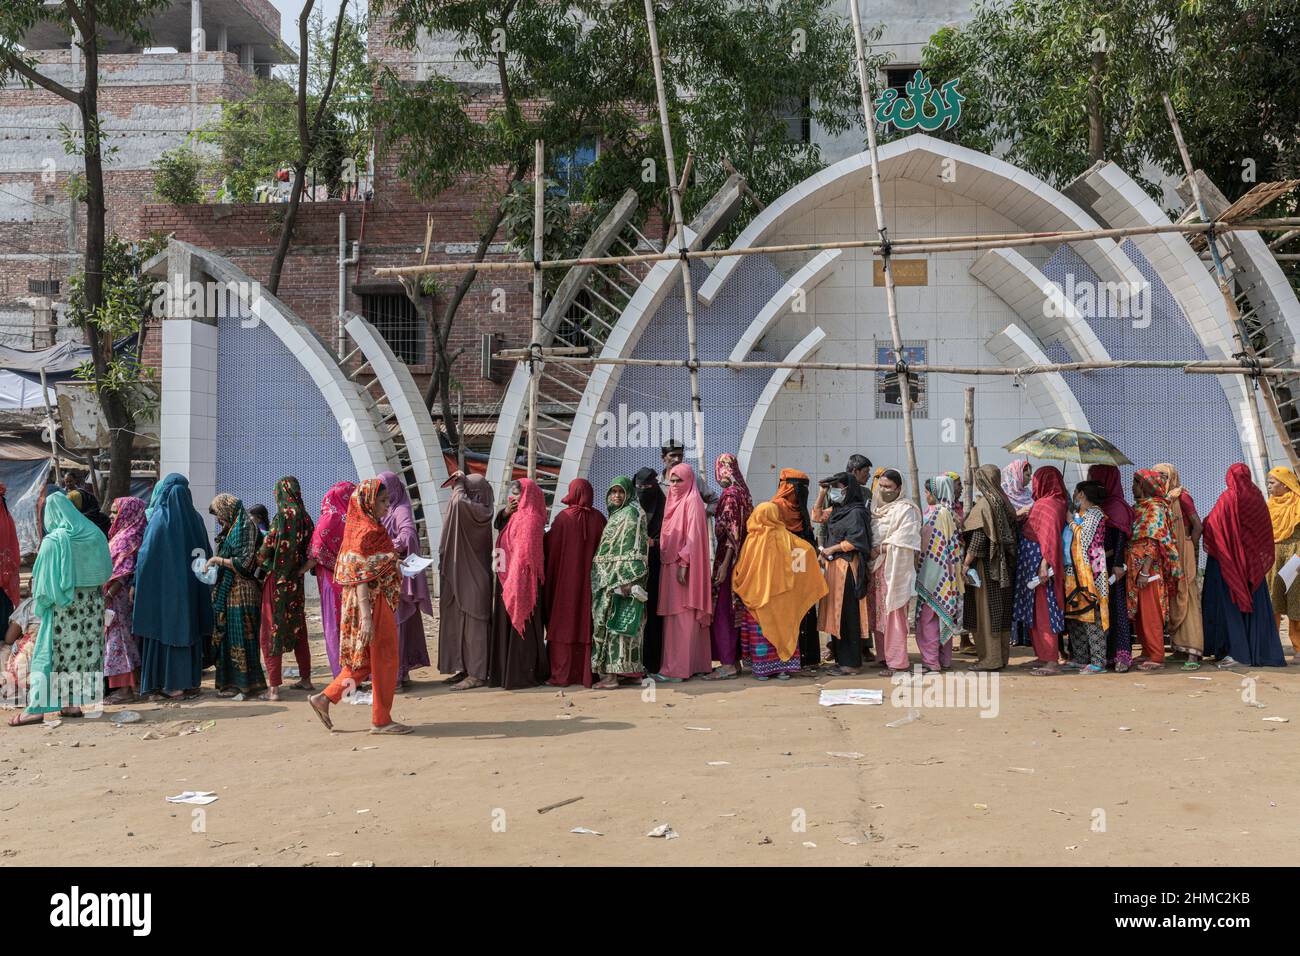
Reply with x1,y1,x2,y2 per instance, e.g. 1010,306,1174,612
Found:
871,491,922,614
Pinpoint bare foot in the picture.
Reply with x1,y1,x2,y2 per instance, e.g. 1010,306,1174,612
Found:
8,712,43,727
308,693,333,731
260,687,281,702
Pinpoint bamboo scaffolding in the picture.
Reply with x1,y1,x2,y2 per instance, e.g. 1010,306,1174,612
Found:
1163,94,1293,475
850,0,919,505
963,387,976,513
492,352,1282,376
373,218,1300,278
644,0,707,480
527,138,544,480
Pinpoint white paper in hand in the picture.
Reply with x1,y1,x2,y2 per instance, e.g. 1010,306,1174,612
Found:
1281,554,1300,591
400,554,434,578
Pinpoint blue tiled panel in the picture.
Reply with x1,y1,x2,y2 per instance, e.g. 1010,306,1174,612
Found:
216,311,357,518
586,257,782,499
1041,242,1243,516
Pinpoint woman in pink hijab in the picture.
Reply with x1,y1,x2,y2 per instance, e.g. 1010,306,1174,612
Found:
655,463,713,681
310,480,355,678
489,477,549,689
379,471,432,690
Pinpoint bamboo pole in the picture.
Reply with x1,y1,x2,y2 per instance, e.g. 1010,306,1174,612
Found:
963,387,976,513
1163,94,1292,476
490,352,1282,376
527,138,544,481
373,219,1300,279
643,0,707,481
849,0,920,505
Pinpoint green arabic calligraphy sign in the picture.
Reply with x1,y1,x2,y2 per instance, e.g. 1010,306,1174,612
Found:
874,71,963,132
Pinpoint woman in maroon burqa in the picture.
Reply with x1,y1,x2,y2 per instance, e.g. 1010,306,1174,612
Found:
1202,463,1286,666
489,478,549,689
379,471,432,690
1018,465,1068,674
705,453,751,679
543,478,606,687
440,472,495,690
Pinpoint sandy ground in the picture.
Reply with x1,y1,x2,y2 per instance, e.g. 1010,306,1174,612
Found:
3,611,1299,867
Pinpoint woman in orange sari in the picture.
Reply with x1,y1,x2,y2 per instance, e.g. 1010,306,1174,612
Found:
309,479,411,735
1127,469,1183,672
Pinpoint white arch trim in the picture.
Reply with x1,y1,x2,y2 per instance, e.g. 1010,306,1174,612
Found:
737,327,827,477
986,323,1091,433
346,314,451,563
969,247,1111,366
1073,162,1266,478
728,249,840,362
697,133,1143,307
552,227,699,519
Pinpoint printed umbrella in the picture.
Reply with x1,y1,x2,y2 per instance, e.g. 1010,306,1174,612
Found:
1003,428,1132,466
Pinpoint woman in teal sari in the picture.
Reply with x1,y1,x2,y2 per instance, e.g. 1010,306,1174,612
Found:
590,477,650,689
9,493,112,726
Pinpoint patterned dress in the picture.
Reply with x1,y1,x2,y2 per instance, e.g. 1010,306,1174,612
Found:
591,480,650,677
739,607,801,677
257,477,314,656
1012,536,1064,636
211,495,267,695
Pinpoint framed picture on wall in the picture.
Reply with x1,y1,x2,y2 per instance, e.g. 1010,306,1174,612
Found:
874,340,928,419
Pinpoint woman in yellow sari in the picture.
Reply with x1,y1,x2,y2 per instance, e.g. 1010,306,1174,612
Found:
731,503,827,680
1266,466,1300,658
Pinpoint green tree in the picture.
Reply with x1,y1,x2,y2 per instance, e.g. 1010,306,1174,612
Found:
0,0,171,499
374,0,877,434
921,0,1300,200
151,146,204,205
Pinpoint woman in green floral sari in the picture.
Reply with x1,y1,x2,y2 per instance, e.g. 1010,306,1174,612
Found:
591,477,650,689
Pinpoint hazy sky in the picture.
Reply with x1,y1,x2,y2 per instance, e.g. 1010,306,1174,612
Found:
269,0,351,48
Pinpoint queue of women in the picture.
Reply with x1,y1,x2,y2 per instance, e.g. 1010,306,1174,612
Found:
4,446,1298,734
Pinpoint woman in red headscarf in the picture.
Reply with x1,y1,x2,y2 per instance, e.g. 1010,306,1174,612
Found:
705,453,751,679
1011,466,1068,675
309,478,410,734
489,478,549,689
655,463,713,681
1202,464,1286,667
1127,468,1183,671
543,478,606,687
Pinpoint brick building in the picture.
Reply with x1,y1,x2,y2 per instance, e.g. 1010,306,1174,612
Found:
0,0,285,347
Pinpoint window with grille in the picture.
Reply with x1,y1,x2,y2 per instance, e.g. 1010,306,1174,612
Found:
360,292,427,366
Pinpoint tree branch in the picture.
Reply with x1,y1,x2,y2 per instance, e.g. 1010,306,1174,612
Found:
0,49,79,102
309,0,349,136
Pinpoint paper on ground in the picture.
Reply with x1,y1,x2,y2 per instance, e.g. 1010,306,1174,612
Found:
818,688,883,707
1281,554,1300,590
400,554,435,578
166,791,218,805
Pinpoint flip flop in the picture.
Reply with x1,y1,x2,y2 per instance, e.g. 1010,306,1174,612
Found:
7,712,43,727
369,722,413,735
702,668,739,681
308,694,334,732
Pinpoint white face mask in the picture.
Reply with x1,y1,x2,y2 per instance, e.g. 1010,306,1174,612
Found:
828,488,846,504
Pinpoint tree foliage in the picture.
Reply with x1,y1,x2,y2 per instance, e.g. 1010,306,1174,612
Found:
921,0,1300,200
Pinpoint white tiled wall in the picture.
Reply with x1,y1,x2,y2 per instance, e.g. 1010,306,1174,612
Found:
160,318,218,529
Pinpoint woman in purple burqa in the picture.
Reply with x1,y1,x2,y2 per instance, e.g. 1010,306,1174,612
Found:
379,471,432,689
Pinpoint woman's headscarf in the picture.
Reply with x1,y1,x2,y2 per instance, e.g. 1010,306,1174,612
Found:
337,479,395,566
965,463,1016,588
32,493,112,615
259,476,314,580
1204,463,1274,613
592,477,649,602
1087,463,1135,534
0,483,21,607
557,478,602,544
659,463,712,625
1154,462,1197,528
439,473,495,624
379,470,432,617
310,480,356,573
497,477,546,633
106,496,147,585
634,467,666,543
824,473,872,599
771,467,814,543
335,480,401,661
1266,466,1300,542
714,453,753,556
133,473,213,648
871,472,922,613
918,474,964,641
1001,458,1034,511
731,502,827,660
544,478,607,644
210,494,258,613
1025,466,1069,610
1128,468,1184,617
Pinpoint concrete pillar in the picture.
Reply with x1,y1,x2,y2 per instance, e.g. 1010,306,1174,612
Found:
216,25,227,53
190,0,204,54
239,44,254,72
